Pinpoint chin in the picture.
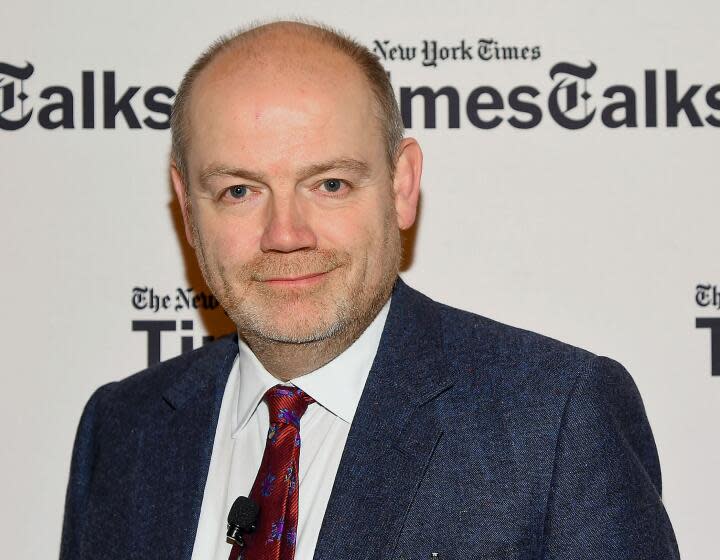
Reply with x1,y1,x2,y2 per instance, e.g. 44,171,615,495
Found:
249,317,344,344
233,300,346,344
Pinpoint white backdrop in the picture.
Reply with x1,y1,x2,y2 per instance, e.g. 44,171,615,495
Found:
1,1,717,558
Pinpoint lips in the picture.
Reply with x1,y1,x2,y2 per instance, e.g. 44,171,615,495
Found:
260,271,330,287
264,272,326,282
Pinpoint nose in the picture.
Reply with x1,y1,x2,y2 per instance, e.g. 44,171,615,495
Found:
259,191,317,253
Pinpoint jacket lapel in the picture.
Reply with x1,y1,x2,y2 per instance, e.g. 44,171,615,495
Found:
137,335,238,559
313,279,454,560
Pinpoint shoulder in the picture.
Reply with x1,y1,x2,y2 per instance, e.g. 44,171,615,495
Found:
406,284,660,479
83,334,238,426
402,282,632,409
437,299,596,374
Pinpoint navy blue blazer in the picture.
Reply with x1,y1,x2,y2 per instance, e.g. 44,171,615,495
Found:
60,279,680,559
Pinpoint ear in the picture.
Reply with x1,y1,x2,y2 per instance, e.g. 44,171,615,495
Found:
392,138,423,230
170,162,196,248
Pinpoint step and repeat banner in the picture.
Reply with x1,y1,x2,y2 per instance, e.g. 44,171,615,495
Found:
1,1,717,558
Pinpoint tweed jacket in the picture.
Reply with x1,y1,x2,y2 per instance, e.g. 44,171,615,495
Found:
60,279,680,559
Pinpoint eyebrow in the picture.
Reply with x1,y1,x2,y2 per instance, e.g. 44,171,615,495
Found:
198,157,372,186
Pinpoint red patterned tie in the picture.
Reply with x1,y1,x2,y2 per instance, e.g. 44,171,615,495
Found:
235,385,314,560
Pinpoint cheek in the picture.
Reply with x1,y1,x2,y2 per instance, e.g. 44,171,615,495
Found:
314,200,392,260
193,207,262,266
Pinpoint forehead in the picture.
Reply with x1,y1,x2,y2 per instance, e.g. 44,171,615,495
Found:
185,40,385,177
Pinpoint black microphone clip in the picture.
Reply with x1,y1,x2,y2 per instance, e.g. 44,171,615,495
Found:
227,496,259,547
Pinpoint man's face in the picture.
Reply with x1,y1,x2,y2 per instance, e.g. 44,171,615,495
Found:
173,45,411,344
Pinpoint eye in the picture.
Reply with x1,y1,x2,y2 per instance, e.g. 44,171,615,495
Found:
227,185,248,199
320,178,345,193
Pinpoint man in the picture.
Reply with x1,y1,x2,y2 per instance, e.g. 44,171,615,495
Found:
60,20,680,560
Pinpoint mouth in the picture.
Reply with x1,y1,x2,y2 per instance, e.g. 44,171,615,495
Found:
260,271,331,287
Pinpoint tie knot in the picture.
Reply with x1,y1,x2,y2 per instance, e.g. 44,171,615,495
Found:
264,385,314,427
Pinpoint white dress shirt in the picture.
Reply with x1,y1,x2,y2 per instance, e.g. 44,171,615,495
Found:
190,299,391,560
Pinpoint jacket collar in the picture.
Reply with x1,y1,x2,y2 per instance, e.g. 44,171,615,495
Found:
232,297,392,432
161,333,238,411
161,277,447,412
313,277,455,560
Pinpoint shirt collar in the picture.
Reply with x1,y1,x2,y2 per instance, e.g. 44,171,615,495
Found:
233,298,391,435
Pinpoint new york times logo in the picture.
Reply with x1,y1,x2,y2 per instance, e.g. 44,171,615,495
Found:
131,287,220,367
696,284,720,376
373,38,542,67
0,61,173,130
0,62,33,130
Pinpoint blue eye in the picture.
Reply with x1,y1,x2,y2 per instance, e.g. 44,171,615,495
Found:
228,185,248,199
321,179,344,193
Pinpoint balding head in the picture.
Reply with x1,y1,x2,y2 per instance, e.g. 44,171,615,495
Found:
170,20,404,186
168,20,422,370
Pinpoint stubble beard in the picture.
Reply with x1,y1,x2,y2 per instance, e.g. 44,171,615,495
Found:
190,213,401,349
